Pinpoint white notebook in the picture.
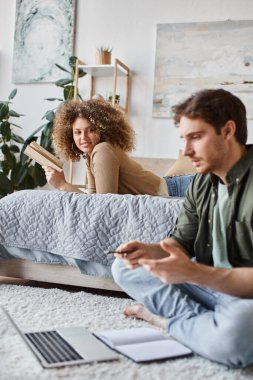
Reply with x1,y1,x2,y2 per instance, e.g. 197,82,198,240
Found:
94,327,192,362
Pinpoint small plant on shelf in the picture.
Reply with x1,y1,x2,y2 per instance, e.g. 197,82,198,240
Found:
96,46,113,64
108,94,120,105
96,46,113,53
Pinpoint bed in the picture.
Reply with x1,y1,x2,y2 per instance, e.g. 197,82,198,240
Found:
0,188,183,291
0,154,195,291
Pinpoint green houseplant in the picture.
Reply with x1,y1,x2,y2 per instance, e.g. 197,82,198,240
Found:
0,88,34,198
0,56,86,198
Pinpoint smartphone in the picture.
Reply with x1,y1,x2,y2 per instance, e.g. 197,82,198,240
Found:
107,250,133,255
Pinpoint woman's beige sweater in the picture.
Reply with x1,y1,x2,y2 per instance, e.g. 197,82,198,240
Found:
85,142,167,195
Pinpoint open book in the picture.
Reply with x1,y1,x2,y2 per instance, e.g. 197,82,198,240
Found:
94,327,192,362
24,141,63,172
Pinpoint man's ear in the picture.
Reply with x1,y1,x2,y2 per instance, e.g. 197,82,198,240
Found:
223,120,236,140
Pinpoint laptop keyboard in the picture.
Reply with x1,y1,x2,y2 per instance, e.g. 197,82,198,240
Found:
24,330,83,364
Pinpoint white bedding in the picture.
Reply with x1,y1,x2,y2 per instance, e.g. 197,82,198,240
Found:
0,190,183,266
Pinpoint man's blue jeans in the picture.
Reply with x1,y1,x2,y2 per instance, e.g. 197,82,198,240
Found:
112,259,253,368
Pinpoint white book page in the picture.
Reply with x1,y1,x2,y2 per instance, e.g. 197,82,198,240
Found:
118,340,192,362
95,327,166,347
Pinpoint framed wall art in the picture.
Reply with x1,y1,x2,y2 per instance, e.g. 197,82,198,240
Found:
153,20,253,119
12,0,76,83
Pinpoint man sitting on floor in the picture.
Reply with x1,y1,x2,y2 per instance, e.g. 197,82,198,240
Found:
112,88,253,368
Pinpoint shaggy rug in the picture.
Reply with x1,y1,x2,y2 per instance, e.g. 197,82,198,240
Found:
0,283,253,380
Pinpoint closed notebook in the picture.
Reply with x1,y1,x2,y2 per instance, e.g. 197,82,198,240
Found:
94,327,192,362
24,141,63,172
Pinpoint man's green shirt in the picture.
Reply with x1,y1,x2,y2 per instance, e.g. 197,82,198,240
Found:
171,145,253,267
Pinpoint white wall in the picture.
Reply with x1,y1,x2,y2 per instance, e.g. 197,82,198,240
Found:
1,0,253,160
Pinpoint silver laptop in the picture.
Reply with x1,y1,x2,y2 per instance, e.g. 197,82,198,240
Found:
2,307,118,368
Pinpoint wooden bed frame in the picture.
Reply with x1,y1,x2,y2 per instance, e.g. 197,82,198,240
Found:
0,158,176,291
0,259,122,291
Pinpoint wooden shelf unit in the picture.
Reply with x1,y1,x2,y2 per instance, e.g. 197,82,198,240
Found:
74,58,130,113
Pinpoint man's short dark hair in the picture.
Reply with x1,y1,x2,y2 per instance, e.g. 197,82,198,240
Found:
171,89,247,145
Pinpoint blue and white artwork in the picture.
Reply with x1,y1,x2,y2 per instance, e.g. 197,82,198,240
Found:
153,20,253,119
12,0,76,83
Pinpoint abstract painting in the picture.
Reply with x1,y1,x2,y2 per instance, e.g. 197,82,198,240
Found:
153,20,253,118
12,0,76,83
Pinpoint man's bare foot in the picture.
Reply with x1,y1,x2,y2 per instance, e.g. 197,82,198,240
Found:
124,304,166,329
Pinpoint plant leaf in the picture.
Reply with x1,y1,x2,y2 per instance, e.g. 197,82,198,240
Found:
11,133,25,144
78,68,86,78
45,97,63,101
14,163,36,190
64,85,75,100
40,134,52,150
11,162,30,186
0,121,11,141
8,88,17,100
55,78,73,87
42,121,54,137
0,172,12,194
69,56,78,66
0,103,9,119
5,151,17,169
1,144,9,155
55,63,71,73
44,110,55,122
10,122,22,129
9,110,24,117
17,173,36,190
20,145,34,163
9,144,20,153
0,160,9,175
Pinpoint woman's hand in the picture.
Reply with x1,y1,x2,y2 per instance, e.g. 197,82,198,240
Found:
114,240,167,269
42,166,66,190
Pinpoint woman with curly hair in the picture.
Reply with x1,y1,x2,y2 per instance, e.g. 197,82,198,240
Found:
43,99,170,195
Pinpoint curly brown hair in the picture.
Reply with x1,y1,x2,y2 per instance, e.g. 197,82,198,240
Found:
52,99,135,161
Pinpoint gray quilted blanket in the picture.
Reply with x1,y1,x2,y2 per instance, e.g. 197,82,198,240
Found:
0,190,183,266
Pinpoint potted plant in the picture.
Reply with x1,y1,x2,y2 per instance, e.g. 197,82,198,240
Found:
95,46,113,65
0,89,36,198
108,94,120,105
0,56,86,199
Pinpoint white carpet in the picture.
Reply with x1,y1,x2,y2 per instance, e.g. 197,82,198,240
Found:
1,283,253,380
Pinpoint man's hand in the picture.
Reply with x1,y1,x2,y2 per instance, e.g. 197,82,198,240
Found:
138,239,253,298
139,239,196,284
114,241,167,269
